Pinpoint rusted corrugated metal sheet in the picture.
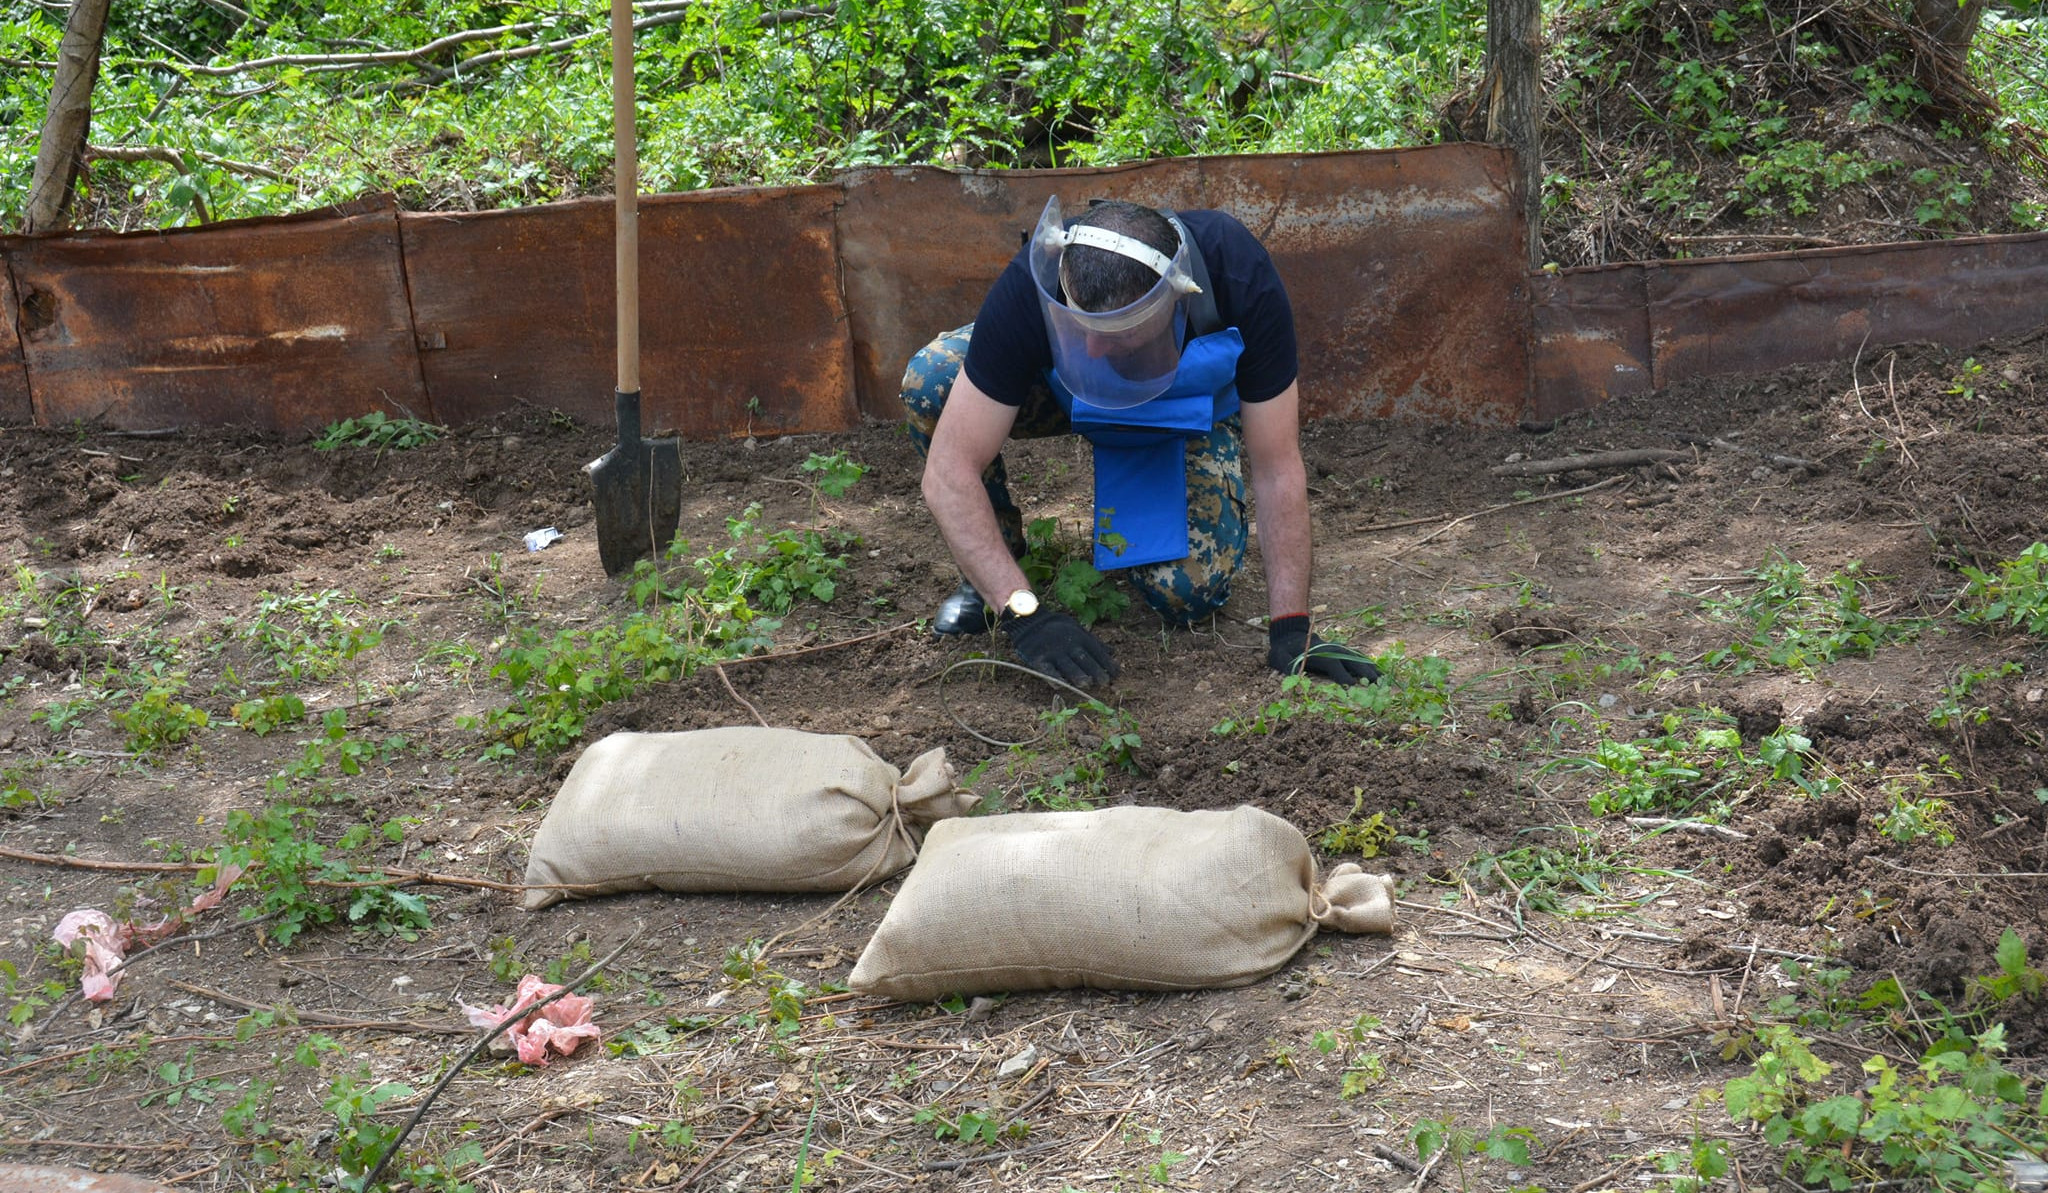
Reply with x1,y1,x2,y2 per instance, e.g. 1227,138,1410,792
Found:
1529,264,1651,424
1532,230,2048,416
0,257,31,422
1648,232,2048,385
7,196,427,433
836,147,1531,427
400,187,857,437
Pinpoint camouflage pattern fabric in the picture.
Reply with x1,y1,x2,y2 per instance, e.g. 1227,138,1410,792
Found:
901,323,1248,625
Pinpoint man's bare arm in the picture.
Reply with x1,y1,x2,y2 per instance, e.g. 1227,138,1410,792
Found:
1240,381,1312,618
921,371,1029,605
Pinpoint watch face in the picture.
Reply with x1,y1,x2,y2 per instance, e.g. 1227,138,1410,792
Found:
1008,590,1039,618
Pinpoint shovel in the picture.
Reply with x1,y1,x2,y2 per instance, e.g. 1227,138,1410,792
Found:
586,0,680,576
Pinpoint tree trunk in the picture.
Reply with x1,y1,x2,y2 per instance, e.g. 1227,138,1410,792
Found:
1485,0,1544,271
1910,0,1987,59
24,0,116,233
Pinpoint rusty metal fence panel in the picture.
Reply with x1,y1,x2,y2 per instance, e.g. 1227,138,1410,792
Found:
400,186,857,437
836,146,1531,427
1647,232,2048,386
1531,231,2048,417
5,197,426,433
1529,264,1651,424
0,258,29,422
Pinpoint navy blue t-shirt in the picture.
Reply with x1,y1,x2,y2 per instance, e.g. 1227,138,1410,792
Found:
961,209,1299,406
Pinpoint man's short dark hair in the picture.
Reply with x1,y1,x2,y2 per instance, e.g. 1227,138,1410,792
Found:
1062,200,1179,312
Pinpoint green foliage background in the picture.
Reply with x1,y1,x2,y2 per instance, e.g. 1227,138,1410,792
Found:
1,0,1487,228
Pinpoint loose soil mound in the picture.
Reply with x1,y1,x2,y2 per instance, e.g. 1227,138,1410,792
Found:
1,325,2045,1189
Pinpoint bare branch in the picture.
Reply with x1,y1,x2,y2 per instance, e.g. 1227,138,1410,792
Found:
85,142,286,181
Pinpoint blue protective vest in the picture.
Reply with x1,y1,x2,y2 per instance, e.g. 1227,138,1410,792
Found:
1047,326,1245,571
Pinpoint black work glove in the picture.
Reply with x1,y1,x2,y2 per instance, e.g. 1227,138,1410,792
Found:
1267,614,1381,685
1003,609,1119,688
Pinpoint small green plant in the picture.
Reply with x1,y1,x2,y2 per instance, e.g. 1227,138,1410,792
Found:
1318,790,1396,856
112,681,211,754
216,804,433,944
1411,1117,1538,1187
312,411,447,453
914,1104,1029,1145
800,450,867,497
1702,555,1924,674
1312,1013,1387,1099
1959,543,2048,636
1213,644,1454,738
1720,1018,2048,1190
1,959,66,1028
33,695,99,739
238,589,392,681
233,693,308,736
1008,700,1143,810
1930,661,2022,729
1973,927,2046,1005
1019,517,1128,627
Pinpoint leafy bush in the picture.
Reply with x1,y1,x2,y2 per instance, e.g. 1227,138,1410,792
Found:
1020,517,1128,628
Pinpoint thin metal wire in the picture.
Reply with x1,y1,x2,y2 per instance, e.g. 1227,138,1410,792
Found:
936,656,1110,748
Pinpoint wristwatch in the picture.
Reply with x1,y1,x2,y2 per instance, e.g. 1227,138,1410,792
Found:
1001,589,1039,619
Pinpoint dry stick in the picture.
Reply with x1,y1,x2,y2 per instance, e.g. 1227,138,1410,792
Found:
717,619,920,667
1625,817,1751,841
1352,511,1453,533
1392,475,1625,557
0,843,609,896
674,1110,767,1191
169,979,469,1035
713,664,769,727
922,1138,1063,1173
1486,448,1682,477
0,1137,192,1152
1871,857,2048,880
357,927,643,1193
85,142,284,179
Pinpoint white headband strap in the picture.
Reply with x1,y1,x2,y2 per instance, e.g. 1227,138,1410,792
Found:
1057,224,1176,277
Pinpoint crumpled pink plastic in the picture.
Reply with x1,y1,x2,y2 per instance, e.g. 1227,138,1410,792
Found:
50,864,246,1002
458,974,602,1065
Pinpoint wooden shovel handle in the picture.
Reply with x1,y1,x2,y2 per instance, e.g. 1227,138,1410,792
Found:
611,0,639,395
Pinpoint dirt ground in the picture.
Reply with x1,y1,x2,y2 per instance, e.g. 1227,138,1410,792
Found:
2,323,2046,1192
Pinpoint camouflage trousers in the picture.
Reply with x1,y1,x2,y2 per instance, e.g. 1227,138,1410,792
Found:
901,323,1248,626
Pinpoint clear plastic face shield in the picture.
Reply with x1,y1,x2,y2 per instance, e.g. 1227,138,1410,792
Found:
1029,196,1204,409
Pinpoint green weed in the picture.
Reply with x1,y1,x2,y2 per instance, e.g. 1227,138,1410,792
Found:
216,804,432,944
111,679,210,754
232,693,309,736
1959,542,2048,636
1213,644,1454,738
800,450,867,498
237,589,392,681
1701,555,1924,674
1019,517,1127,628
312,411,446,453
1410,1117,1538,1187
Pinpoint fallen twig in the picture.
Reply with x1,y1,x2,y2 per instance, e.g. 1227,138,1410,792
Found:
0,843,609,896
717,619,920,667
674,1110,767,1190
1667,431,1826,473
1626,817,1751,841
713,664,769,727
1487,449,1682,477
921,1137,1063,1172
169,979,470,1034
357,926,643,1193
1394,475,1626,556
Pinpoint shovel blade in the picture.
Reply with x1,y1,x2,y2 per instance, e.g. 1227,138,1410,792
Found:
589,435,682,577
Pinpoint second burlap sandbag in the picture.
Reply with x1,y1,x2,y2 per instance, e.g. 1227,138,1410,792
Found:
523,727,968,910
848,804,1396,999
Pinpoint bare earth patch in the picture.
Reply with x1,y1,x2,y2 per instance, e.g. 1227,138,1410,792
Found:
1,324,2045,1190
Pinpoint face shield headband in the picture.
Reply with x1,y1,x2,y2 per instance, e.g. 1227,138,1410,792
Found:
1029,196,1204,409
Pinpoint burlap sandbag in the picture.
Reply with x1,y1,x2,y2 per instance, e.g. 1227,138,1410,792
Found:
848,804,1396,999
522,727,967,910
